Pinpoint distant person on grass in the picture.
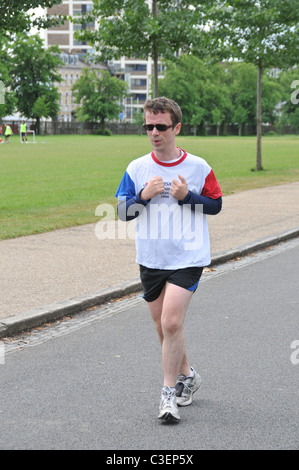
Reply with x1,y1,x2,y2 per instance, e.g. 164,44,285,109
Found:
115,97,223,423
20,121,28,144
4,124,13,143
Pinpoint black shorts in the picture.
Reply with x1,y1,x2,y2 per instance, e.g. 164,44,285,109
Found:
139,265,204,302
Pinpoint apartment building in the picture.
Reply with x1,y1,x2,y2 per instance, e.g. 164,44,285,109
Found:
44,0,95,54
107,57,165,121
57,53,107,122
41,0,164,122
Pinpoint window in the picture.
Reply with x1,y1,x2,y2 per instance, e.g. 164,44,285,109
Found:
82,4,93,14
127,94,146,104
73,4,93,16
133,93,146,102
73,8,81,16
131,78,147,87
125,64,147,72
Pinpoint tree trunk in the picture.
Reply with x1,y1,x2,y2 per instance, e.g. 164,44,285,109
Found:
100,118,105,133
152,45,158,98
36,117,40,135
256,64,263,170
152,0,158,98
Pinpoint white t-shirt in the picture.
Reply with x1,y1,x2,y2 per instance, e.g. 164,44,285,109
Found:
115,148,222,269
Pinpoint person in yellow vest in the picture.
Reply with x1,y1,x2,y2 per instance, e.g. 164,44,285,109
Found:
4,124,13,143
20,121,28,143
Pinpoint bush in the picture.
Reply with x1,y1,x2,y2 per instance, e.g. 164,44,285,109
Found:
96,128,113,136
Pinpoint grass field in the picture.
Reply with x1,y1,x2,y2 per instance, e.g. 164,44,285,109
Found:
0,134,298,239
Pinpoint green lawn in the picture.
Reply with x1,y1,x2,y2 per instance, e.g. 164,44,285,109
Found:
0,134,298,239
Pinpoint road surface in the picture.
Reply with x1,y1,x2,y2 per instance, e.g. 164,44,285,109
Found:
1,238,298,451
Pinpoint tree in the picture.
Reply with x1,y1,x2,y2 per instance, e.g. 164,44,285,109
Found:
0,37,17,123
0,0,65,35
32,94,60,130
233,105,248,136
72,68,128,133
226,62,257,134
225,62,281,135
73,0,200,97
158,55,231,134
192,0,299,170
9,33,62,132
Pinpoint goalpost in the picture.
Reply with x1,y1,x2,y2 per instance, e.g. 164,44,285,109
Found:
20,130,37,144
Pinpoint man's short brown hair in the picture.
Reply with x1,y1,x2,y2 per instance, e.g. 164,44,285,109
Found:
143,96,182,127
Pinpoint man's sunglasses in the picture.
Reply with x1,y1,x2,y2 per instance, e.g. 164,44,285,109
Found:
143,123,173,132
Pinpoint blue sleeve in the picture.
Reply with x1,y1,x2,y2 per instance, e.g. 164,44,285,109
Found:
115,171,136,200
115,171,150,221
178,191,222,215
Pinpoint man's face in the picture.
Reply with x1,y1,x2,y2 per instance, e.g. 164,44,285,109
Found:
144,111,181,153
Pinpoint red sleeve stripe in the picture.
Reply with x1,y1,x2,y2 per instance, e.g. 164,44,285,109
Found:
201,169,223,199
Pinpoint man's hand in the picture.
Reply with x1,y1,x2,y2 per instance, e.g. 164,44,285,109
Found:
140,176,164,200
170,174,188,201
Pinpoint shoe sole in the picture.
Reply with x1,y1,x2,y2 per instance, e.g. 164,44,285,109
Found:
158,411,180,422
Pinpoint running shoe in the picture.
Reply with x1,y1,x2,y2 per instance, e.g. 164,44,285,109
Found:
175,368,202,406
158,387,180,422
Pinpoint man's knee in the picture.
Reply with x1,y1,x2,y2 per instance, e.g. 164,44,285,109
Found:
161,312,183,336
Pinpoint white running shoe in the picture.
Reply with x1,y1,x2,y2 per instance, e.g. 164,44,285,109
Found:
158,387,180,422
175,368,202,406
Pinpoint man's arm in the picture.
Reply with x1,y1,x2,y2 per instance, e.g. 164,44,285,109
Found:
171,174,222,215
178,191,222,215
117,191,150,221
117,175,164,221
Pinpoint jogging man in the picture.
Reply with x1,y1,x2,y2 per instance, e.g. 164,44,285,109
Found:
115,97,222,422
20,121,28,143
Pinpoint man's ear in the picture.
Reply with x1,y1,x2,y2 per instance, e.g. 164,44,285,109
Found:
174,122,181,135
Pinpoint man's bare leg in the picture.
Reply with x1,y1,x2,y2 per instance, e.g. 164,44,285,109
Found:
148,282,193,385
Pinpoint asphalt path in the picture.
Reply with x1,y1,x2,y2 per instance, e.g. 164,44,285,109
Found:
1,238,298,452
